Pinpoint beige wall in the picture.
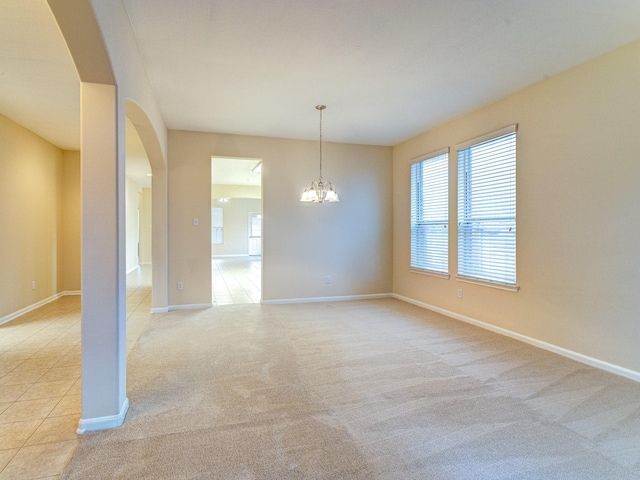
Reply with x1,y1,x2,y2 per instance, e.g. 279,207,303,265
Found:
140,187,152,264
212,184,261,199
0,114,80,319
211,197,262,256
393,39,640,373
62,150,81,292
125,176,141,272
169,130,393,306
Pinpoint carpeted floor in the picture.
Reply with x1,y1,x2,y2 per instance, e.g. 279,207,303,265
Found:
61,299,640,479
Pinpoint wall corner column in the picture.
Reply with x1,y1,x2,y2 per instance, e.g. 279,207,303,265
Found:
151,168,169,311
77,82,128,433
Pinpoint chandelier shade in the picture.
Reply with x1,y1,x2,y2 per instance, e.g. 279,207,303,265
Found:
300,105,340,203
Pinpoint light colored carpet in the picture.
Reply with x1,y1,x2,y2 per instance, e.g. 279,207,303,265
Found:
61,299,640,479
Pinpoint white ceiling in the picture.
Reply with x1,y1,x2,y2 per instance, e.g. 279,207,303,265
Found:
211,157,262,187
0,0,79,150
2,0,640,156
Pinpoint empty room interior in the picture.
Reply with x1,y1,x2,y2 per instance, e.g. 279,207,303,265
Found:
2,1,640,478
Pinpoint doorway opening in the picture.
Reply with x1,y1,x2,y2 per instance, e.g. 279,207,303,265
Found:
211,156,262,305
125,116,153,300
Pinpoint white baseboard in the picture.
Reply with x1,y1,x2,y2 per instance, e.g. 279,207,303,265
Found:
126,265,139,274
262,293,392,305
212,254,250,258
166,303,213,311
77,397,129,434
1,292,65,326
393,294,640,383
151,307,169,313
63,290,81,296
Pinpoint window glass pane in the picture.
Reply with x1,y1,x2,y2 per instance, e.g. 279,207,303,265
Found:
457,131,516,285
410,152,448,274
212,207,224,245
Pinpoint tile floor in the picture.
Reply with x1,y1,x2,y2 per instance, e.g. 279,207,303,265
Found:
0,258,258,478
212,256,261,305
0,267,153,480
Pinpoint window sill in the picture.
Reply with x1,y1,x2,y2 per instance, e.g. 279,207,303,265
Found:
455,276,520,292
410,268,450,280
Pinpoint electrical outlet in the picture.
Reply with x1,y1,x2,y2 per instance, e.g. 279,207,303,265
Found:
457,288,463,298
177,282,183,290
193,217,199,226
31,281,36,290
325,275,331,284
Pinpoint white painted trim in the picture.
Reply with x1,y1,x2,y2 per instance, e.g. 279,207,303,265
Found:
77,397,129,434
455,275,519,292
126,265,139,274
0,292,64,326
456,124,518,151
151,307,169,313
393,294,640,383
1,291,82,326
167,303,213,311
212,254,250,258
262,293,392,305
409,146,450,165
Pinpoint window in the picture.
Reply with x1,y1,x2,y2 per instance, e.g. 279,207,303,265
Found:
211,207,224,244
457,125,517,288
410,149,449,275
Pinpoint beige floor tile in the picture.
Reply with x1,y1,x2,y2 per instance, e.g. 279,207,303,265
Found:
38,365,80,383
0,397,59,424
13,356,61,371
0,440,78,479
24,414,79,446
0,403,10,415
0,349,31,362
0,449,18,470
0,384,30,404
49,394,81,417
19,379,75,401
54,352,81,368
45,337,78,347
1,347,34,360
0,420,41,449
0,368,48,386
30,347,72,359
0,360,25,376
66,378,81,396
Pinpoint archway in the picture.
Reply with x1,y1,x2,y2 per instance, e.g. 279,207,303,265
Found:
46,0,167,432
126,100,169,312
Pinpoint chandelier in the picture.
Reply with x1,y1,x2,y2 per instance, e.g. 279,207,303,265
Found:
300,105,340,203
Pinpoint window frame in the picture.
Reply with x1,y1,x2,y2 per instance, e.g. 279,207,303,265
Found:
409,147,450,278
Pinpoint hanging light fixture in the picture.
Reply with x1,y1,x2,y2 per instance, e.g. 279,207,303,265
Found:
300,105,340,203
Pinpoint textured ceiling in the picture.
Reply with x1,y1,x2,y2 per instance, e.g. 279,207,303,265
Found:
0,0,79,150
2,0,640,154
123,0,640,146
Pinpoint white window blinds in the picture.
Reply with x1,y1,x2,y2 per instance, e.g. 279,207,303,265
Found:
457,127,517,286
410,150,449,274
